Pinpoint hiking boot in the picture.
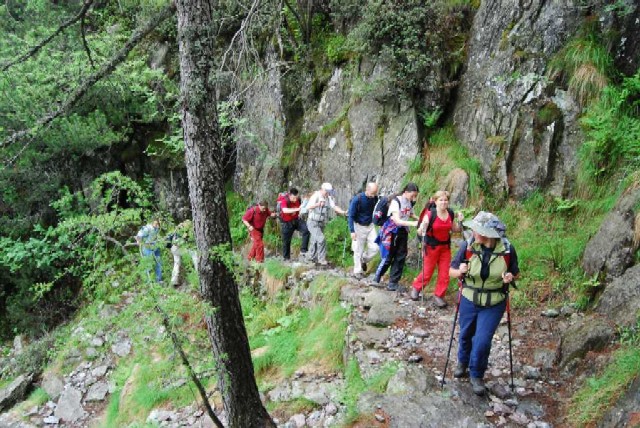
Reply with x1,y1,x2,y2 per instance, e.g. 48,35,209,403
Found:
351,272,365,280
470,377,486,396
453,363,468,378
298,252,309,261
317,260,329,266
410,288,420,301
387,282,399,292
433,296,448,308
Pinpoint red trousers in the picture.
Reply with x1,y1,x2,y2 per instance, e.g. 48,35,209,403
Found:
248,229,265,263
412,244,451,297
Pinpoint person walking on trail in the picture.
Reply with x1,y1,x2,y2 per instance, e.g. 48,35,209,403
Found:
411,190,464,307
449,211,519,396
373,182,419,291
136,219,163,283
242,201,276,263
167,220,197,286
348,182,379,279
306,182,347,266
279,188,310,261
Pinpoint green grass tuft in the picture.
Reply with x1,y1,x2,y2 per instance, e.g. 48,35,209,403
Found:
567,345,640,426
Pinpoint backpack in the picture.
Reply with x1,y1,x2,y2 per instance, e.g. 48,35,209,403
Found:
275,192,288,220
299,198,310,220
372,195,399,226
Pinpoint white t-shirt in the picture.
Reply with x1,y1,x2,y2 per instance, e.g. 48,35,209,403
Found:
388,196,413,221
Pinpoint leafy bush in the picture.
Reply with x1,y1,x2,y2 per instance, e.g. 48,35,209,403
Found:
354,0,473,96
579,70,640,186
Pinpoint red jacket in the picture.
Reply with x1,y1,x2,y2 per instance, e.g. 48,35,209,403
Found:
243,206,272,231
280,198,300,222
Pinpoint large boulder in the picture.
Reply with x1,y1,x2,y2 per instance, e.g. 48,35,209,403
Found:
0,374,33,412
556,316,615,367
596,264,640,328
582,187,640,281
54,387,87,423
453,0,586,198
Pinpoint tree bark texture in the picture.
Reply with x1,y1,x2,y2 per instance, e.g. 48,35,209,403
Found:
175,1,275,426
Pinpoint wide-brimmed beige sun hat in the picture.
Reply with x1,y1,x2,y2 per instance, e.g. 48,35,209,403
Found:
462,211,503,239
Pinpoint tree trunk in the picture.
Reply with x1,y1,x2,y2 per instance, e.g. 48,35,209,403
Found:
175,1,275,426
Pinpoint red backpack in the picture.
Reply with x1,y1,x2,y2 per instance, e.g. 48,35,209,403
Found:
275,192,289,220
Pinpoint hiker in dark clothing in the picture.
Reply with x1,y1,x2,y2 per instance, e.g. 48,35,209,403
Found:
278,188,310,260
373,182,419,291
348,182,379,279
449,211,520,396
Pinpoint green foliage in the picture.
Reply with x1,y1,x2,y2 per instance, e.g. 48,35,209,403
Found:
578,70,640,186
494,191,617,309
341,359,398,422
0,0,178,237
323,216,352,268
0,171,160,337
353,0,472,96
567,344,640,426
243,275,349,379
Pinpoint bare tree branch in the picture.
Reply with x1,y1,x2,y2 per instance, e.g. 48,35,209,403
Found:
1,0,95,73
0,3,177,164
155,305,225,428
80,13,95,68
218,0,262,73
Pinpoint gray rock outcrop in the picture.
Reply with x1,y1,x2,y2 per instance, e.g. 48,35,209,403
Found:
54,387,87,423
556,316,615,367
41,372,64,401
596,264,640,328
453,0,586,198
582,187,640,280
0,374,33,412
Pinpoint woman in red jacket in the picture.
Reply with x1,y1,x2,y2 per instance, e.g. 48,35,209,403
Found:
411,190,463,307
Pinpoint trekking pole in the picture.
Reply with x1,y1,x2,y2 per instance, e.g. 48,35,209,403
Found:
441,263,466,388
506,281,517,391
419,235,425,303
342,217,349,264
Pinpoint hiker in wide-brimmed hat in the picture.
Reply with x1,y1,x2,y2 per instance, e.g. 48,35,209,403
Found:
449,211,520,396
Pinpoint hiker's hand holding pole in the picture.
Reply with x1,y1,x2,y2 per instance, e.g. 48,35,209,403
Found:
450,262,468,279
502,272,515,283
351,232,356,241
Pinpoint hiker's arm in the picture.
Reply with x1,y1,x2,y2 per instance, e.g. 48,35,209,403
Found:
347,197,358,234
281,204,300,214
242,219,254,231
503,245,520,283
334,205,347,216
449,245,468,278
390,211,418,227
307,193,323,210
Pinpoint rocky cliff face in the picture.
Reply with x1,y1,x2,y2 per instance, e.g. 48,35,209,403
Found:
452,0,586,199
234,58,426,208
233,2,639,205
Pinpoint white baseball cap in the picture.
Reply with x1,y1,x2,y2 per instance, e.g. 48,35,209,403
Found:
321,182,334,194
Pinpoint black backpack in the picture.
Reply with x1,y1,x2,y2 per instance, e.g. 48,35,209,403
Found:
372,196,399,226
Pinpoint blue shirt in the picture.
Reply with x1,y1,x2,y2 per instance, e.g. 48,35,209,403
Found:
348,193,378,233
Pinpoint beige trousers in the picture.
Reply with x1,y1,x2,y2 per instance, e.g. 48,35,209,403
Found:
352,223,378,274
